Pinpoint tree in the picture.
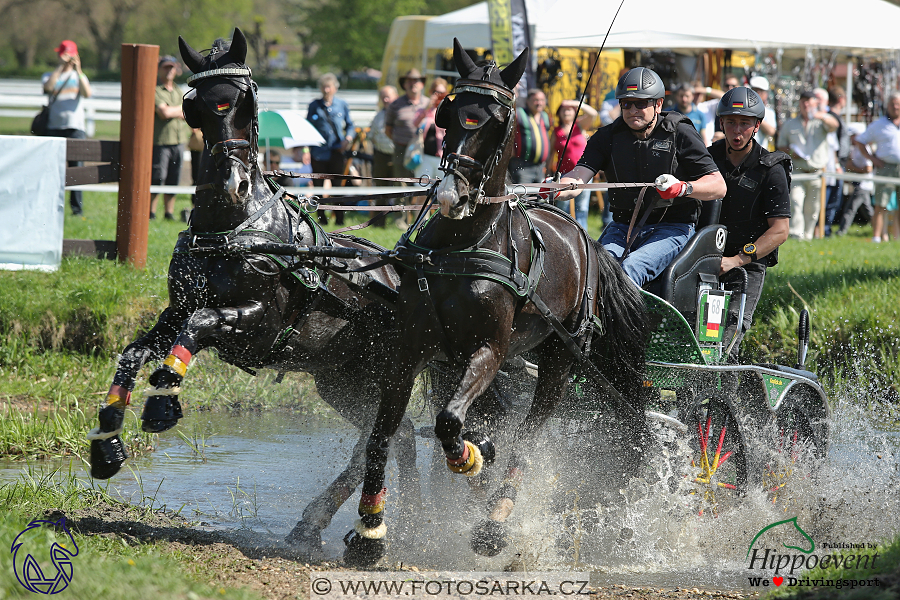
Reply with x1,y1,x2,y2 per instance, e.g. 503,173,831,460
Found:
0,0,73,69
56,0,141,71
301,0,426,74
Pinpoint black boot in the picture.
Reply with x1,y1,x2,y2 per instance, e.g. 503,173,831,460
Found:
90,404,129,479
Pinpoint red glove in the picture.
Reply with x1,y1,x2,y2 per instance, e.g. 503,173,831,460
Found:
537,176,560,202
655,174,691,200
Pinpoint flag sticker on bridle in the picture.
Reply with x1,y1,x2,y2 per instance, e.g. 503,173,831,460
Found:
217,103,230,111
732,102,745,108
465,117,479,126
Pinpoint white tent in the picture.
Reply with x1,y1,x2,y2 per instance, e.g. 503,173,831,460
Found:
424,0,900,54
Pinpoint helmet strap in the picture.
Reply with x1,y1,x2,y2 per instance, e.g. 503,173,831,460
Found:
639,104,660,135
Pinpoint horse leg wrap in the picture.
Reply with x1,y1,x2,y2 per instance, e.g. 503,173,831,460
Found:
357,487,386,534
447,440,483,477
353,519,387,540
88,389,130,479
142,353,187,433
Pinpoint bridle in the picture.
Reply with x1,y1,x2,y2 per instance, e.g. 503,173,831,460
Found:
438,71,517,212
186,65,258,187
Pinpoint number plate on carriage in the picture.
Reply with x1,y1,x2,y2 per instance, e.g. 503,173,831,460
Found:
696,290,730,343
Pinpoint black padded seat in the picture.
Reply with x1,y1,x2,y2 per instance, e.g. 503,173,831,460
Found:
644,200,727,316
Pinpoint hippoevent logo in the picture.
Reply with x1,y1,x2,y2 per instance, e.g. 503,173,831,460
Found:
745,516,882,590
11,517,79,594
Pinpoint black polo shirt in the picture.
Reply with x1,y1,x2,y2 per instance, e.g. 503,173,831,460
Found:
708,139,791,266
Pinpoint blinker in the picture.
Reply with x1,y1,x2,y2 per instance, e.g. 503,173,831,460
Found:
435,97,453,129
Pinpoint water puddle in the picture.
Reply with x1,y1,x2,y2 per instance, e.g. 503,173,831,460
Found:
1,392,898,590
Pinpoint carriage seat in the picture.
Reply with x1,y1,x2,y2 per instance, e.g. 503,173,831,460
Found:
643,199,726,317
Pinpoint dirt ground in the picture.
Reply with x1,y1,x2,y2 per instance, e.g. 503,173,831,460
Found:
49,504,762,600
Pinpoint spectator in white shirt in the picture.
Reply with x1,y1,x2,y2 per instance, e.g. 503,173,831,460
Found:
854,91,900,242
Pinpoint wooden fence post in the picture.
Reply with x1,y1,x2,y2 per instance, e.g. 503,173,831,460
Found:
116,44,159,269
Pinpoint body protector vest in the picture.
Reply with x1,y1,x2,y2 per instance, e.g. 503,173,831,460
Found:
714,142,792,266
606,112,700,224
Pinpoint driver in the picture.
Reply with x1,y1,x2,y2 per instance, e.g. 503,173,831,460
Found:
708,86,790,362
553,67,726,287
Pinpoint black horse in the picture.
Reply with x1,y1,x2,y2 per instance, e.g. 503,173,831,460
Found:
343,40,651,565
87,28,420,558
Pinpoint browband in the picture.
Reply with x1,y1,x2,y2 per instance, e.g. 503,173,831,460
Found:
451,80,516,107
187,66,253,86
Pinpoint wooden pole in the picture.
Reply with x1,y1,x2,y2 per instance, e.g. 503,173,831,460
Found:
116,44,159,269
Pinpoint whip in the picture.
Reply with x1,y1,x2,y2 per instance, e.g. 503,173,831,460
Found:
553,0,627,180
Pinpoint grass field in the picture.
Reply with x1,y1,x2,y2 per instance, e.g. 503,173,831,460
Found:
0,116,121,140
0,467,266,599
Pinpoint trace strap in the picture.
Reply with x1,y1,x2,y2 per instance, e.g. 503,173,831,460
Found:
270,170,436,186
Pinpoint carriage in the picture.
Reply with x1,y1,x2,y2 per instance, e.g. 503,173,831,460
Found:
86,29,831,566
556,208,831,515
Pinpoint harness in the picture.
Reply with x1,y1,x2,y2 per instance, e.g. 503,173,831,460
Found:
393,69,601,364
177,59,388,367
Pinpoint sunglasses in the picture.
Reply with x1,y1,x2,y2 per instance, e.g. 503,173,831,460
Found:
619,99,655,110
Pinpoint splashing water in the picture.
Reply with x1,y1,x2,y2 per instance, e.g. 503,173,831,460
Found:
1,377,896,588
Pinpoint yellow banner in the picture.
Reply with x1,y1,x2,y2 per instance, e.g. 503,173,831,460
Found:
488,0,513,68
378,16,431,89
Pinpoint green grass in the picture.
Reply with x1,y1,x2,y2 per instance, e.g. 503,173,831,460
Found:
0,116,122,139
0,466,264,599
743,228,900,387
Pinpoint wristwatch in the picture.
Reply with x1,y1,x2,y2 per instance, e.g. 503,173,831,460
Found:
740,243,757,260
682,182,693,197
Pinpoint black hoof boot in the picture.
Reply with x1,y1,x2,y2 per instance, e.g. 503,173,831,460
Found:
141,395,183,433
471,519,507,557
286,521,325,561
90,405,129,479
462,431,496,465
343,530,386,568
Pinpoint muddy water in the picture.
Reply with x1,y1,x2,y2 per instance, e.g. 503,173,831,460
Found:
2,397,898,590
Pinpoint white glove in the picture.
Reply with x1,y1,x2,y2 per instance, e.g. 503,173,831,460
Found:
655,174,689,200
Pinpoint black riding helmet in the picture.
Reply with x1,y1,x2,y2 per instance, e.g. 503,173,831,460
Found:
615,67,665,100
717,86,766,120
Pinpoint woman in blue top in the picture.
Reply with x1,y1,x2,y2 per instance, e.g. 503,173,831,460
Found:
42,39,92,215
307,73,355,225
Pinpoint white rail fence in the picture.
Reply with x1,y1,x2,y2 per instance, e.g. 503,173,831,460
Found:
0,79,378,136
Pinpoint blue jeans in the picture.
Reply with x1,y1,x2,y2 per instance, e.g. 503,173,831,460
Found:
824,182,843,236
600,221,695,287
48,128,86,215
555,189,590,229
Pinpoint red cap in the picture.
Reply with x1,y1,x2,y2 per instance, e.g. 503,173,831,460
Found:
56,40,78,55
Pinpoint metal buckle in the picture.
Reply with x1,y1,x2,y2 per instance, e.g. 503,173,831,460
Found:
418,277,429,292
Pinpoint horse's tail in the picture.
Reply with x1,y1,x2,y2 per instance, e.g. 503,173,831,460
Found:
590,240,649,413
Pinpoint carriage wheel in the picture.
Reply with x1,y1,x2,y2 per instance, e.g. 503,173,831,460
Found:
686,392,750,515
764,388,828,502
